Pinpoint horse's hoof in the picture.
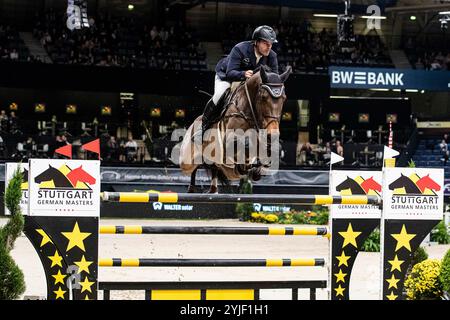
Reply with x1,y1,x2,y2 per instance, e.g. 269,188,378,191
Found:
207,186,218,194
187,185,196,193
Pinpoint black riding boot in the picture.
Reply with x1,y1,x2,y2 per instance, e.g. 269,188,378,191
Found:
193,99,222,141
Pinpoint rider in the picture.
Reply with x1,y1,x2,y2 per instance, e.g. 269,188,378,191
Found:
195,25,279,139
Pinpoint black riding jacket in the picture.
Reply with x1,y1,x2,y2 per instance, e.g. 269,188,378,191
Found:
215,41,279,82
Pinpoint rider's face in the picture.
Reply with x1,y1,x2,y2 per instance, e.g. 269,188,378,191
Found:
256,40,272,56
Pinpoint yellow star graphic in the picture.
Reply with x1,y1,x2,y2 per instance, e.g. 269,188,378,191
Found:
388,255,405,272
391,225,416,252
52,270,67,285
386,274,400,289
386,291,398,300
334,284,345,297
338,223,362,248
48,250,63,268
79,276,95,293
54,287,66,300
61,222,91,252
336,250,351,267
74,255,93,274
36,229,53,247
334,269,347,283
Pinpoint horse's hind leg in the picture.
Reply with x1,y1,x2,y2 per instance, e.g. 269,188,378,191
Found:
208,167,218,194
187,167,198,193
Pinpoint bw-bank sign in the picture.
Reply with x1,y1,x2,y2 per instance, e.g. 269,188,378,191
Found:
329,67,450,91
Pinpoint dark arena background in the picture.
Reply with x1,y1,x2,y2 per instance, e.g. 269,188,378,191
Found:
0,0,450,217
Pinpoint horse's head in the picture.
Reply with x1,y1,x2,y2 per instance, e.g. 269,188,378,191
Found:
417,174,441,192
361,176,382,193
336,176,352,191
388,174,407,190
249,65,292,136
34,164,56,183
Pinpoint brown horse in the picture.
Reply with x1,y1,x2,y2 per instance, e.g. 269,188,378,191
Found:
179,65,292,193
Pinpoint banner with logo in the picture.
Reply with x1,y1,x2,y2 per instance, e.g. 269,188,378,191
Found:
381,167,444,300
382,168,443,220
100,167,329,187
28,159,100,217
330,66,450,91
330,170,382,219
5,162,29,216
329,170,382,300
25,159,100,300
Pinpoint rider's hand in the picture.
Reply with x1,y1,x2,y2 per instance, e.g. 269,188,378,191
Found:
244,70,254,79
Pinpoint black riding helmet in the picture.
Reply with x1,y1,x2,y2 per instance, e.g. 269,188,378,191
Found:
252,25,278,44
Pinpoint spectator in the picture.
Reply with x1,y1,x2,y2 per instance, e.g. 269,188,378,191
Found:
10,48,18,60
0,134,6,159
299,142,314,166
125,136,138,162
8,111,19,133
440,139,450,165
0,110,8,133
439,139,448,154
106,136,119,162
23,136,36,158
53,135,68,158
336,140,344,157
322,142,332,164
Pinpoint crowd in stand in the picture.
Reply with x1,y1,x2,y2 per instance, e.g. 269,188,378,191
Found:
5,15,450,73
32,10,207,70
222,21,394,73
0,109,143,163
404,37,450,71
0,24,41,63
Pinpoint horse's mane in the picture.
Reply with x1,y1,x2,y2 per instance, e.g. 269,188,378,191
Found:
253,65,272,74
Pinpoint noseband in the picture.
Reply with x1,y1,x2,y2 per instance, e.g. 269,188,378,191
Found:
245,81,284,130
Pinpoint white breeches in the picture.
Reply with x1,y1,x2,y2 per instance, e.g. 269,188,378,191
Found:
213,75,231,105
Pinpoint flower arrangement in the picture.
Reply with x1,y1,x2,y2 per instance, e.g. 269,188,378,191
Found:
404,259,442,300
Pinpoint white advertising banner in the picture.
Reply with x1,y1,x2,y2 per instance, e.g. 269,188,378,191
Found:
5,162,29,216
28,159,100,217
330,170,382,219
382,167,444,220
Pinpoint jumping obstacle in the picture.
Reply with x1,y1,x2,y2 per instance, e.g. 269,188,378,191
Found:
96,223,327,299
99,280,327,300
101,191,381,206
16,159,444,301
99,225,329,236
99,258,325,267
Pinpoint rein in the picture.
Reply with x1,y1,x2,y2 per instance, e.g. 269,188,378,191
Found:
225,80,283,131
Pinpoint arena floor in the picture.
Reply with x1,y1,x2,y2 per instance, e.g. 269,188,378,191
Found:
4,218,450,300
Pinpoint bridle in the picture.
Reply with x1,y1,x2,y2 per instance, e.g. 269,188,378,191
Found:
226,79,285,132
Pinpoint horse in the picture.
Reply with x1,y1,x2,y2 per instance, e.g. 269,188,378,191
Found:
21,168,28,183
20,168,29,190
360,176,382,194
66,165,96,188
335,177,366,195
388,174,421,194
34,165,73,188
179,66,292,193
416,174,441,193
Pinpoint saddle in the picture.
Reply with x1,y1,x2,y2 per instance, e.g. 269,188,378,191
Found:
216,82,243,121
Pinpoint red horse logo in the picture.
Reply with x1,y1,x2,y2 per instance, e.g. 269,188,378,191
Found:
66,165,96,187
360,176,382,194
416,174,441,193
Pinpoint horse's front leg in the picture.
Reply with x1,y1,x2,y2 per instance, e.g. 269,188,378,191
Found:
208,167,218,194
187,167,198,193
